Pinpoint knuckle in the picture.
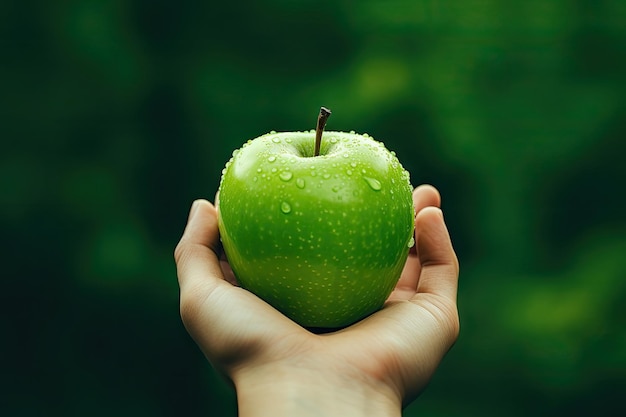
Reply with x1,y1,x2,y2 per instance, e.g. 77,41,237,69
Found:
179,289,204,328
448,308,461,342
179,294,195,326
436,298,460,343
173,239,189,265
420,296,460,345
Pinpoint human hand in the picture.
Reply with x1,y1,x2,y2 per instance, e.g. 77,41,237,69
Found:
174,185,459,417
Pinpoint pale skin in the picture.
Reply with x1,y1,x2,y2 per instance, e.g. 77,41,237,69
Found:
174,184,460,416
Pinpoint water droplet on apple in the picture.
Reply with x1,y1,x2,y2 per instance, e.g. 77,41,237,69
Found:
272,137,281,143
323,173,331,179
332,185,340,192
271,168,277,173
232,149,240,157
270,130,277,134
407,237,415,248
280,201,292,214
279,171,293,181
257,168,263,173
346,169,353,176
343,153,349,158
330,137,337,144
363,176,382,191
350,162,357,168
268,156,276,163
285,138,292,143
349,130,356,134
296,178,305,189
363,133,370,138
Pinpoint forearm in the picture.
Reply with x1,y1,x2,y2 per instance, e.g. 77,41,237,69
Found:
234,364,401,417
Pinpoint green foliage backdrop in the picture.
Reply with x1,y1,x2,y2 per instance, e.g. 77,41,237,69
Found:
2,1,625,416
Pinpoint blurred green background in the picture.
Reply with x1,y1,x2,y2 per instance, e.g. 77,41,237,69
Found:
2,0,625,415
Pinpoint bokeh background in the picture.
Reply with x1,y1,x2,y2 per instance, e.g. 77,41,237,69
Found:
3,0,625,416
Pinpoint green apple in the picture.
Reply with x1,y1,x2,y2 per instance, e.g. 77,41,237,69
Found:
217,110,415,328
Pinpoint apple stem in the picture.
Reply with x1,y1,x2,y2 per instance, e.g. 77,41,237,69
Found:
314,107,332,157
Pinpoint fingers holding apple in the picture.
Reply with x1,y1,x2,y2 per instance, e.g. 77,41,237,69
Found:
387,185,443,302
414,206,459,302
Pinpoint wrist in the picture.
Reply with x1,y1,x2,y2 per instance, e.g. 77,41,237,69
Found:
233,362,401,417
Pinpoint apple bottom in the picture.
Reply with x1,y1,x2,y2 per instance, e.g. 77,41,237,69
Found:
226,251,409,328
